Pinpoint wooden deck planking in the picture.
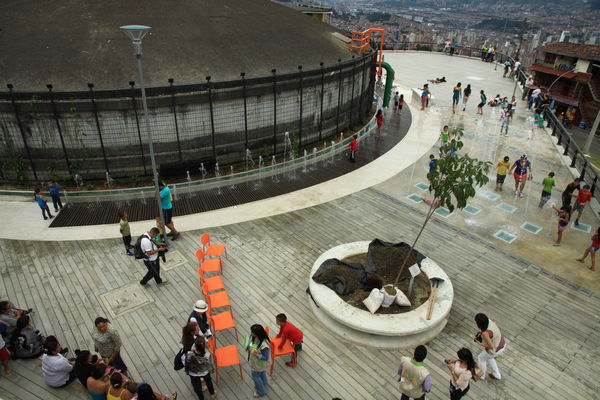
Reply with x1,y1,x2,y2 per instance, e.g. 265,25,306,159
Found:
0,188,599,399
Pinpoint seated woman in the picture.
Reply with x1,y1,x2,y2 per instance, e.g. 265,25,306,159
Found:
41,340,76,388
488,94,502,107
119,381,139,400
107,372,129,400
74,350,99,388
87,363,110,400
0,300,31,336
136,383,177,400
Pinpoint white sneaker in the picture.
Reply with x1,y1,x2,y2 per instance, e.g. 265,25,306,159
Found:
519,192,524,198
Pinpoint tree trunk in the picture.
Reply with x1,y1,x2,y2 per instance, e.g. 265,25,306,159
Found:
392,200,437,287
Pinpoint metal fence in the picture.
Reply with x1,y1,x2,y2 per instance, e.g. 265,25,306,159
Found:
0,53,376,185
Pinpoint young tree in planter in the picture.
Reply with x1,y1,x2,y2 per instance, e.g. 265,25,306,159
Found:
391,127,492,288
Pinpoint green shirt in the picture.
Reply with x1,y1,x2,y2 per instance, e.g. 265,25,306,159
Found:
542,177,555,193
119,218,130,237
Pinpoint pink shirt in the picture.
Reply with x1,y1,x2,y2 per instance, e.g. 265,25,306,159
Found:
451,362,472,391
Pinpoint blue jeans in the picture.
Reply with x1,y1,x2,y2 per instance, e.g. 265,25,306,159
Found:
252,370,267,396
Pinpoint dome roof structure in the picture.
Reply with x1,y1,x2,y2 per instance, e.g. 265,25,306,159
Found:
0,0,352,91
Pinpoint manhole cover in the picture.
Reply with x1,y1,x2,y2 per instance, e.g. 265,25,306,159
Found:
162,250,188,271
99,282,154,318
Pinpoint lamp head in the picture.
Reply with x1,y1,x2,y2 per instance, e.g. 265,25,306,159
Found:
120,25,151,56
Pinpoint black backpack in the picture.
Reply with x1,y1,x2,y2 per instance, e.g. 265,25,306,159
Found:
133,234,148,259
174,348,186,371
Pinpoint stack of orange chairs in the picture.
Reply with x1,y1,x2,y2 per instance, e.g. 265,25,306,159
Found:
195,233,242,383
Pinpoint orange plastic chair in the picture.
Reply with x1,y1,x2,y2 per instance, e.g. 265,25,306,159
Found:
201,233,228,259
264,325,297,376
207,306,238,342
202,281,232,311
195,248,222,274
202,275,225,294
207,337,243,384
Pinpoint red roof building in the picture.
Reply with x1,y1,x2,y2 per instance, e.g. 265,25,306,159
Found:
531,42,600,132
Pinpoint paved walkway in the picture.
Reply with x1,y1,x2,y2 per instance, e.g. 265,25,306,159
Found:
1,52,599,400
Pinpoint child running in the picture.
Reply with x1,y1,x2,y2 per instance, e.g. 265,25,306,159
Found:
462,84,471,111
452,82,462,113
348,135,358,162
538,172,555,208
494,156,510,191
577,227,600,271
477,90,486,115
34,188,53,220
509,155,533,198
420,84,431,111
397,94,405,115
119,211,134,256
375,109,384,136
573,184,592,226
551,204,571,246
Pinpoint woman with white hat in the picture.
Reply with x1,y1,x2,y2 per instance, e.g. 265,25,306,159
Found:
188,300,211,337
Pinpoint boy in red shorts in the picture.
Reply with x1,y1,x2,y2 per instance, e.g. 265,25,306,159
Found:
275,313,303,367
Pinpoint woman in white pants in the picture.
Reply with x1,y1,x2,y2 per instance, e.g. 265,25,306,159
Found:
473,313,506,380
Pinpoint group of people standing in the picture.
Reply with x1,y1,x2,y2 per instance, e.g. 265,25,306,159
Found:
397,313,506,400
33,180,63,220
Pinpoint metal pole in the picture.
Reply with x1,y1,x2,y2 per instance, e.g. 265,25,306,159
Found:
47,84,71,178
272,69,277,154
349,56,356,129
206,76,217,162
298,65,303,148
319,62,324,141
168,78,183,163
336,58,342,134
129,81,148,175
7,84,38,181
135,53,166,236
583,109,600,154
88,83,110,173
241,72,248,151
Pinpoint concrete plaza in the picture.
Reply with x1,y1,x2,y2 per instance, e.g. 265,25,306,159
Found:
0,52,599,400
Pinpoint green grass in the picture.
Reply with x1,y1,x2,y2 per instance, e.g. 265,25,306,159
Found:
586,156,600,170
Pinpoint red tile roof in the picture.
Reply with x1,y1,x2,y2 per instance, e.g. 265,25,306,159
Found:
540,42,600,61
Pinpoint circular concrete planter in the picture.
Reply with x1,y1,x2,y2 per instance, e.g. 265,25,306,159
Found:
308,241,453,349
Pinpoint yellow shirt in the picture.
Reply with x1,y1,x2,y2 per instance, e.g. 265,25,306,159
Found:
497,160,510,175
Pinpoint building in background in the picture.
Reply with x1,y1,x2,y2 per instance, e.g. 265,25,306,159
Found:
531,42,600,133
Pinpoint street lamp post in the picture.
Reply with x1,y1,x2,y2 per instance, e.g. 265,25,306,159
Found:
120,25,166,239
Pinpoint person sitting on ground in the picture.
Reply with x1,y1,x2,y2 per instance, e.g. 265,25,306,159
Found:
120,381,139,400
107,371,129,400
41,340,76,388
427,76,446,84
0,301,31,334
275,313,304,367
86,363,110,400
488,94,502,107
74,349,99,388
136,383,177,400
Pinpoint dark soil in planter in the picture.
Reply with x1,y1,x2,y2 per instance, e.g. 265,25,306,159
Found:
341,251,431,314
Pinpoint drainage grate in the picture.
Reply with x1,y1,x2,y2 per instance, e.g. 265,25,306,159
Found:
497,203,518,213
482,191,501,201
434,207,453,218
571,222,592,233
520,222,542,234
463,205,481,215
494,230,517,244
407,194,423,203
414,182,430,190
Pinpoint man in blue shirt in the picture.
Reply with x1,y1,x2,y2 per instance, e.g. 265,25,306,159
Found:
45,181,63,212
159,181,180,240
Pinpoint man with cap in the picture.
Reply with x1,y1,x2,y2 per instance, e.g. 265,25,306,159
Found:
509,154,533,197
188,300,212,337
